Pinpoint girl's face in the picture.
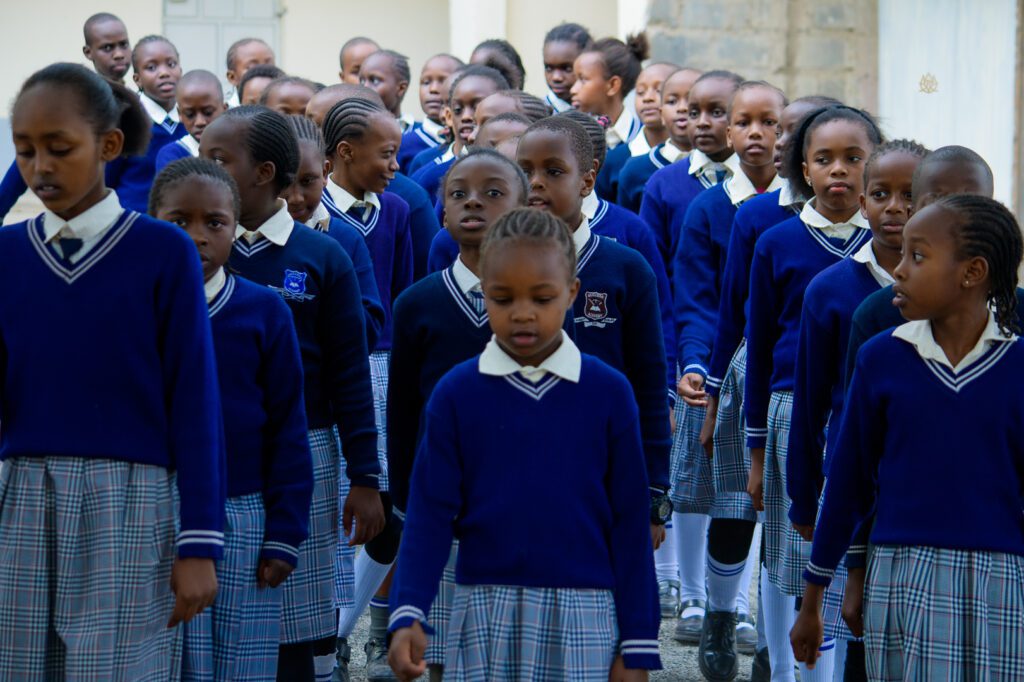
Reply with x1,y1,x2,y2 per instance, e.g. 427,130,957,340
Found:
727,87,782,170
264,82,316,117
860,151,918,253
474,120,529,156
447,76,499,147
483,240,579,367
775,100,819,175
240,77,272,106
470,93,520,144
227,41,274,86
687,77,734,160
155,176,236,281
802,119,872,221
283,139,328,224
570,52,615,114
341,42,378,85
176,82,226,142
517,129,593,228
11,84,123,221
200,117,266,219
660,70,699,149
443,155,524,248
634,64,675,129
360,53,408,114
335,112,401,195
543,40,580,102
133,41,181,109
420,56,459,123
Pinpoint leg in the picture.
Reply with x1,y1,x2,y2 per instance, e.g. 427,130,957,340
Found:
672,511,709,644
700,518,756,681
655,515,680,617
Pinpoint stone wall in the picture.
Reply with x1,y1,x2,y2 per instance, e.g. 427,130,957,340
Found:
646,0,878,110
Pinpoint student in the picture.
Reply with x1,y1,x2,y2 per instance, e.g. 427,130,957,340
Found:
225,37,275,107
340,36,380,85
404,66,465,178
105,35,186,213
150,158,314,681
617,67,701,214
239,64,286,106
262,77,321,116
745,105,881,682
398,53,463,171
570,34,648,201
467,91,553,146
155,70,226,173
542,22,593,112
388,207,662,681
0,62,223,677
200,105,385,681
640,70,743,270
360,50,412,130
473,111,530,154
470,38,525,90
791,195,1024,681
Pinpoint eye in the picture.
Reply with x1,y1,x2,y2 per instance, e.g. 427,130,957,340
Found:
547,168,563,177
209,219,226,229
489,296,511,305
871,190,888,200
486,189,504,198
14,147,34,158
912,252,924,263
50,147,72,157
713,108,725,116
534,296,555,304
449,189,466,199
849,155,862,163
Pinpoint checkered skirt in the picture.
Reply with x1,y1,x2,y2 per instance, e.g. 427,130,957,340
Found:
425,540,459,665
669,402,714,514
335,442,355,610
713,342,750,495
369,350,390,492
444,585,619,681
864,546,1024,681
0,457,177,680
183,493,281,681
281,428,339,643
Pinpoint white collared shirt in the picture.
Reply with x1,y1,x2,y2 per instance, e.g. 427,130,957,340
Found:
687,149,742,182
479,330,582,384
606,107,639,150
398,112,415,132
799,198,869,241
581,192,600,220
225,90,240,109
452,255,481,295
660,140,689,165
178,135,200,157
437,143,457,165
325,178,382,219
138,92,180,126
723,171,785,207
545,88,572,113
627,129,652,157
572,216,592,256
420,118,445,145
851,241,895,288
305,202,331,231
204,267,227,303
235,199,295,245
777,180,801,209
43,190,122,264
893,312,1014,373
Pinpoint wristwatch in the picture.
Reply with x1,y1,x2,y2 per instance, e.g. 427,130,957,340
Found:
650,490,672,525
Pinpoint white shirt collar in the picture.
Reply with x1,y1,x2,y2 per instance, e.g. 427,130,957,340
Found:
627,129,652,157
723,171,785,206
225,90,240,108
851,241,896,288
420,117,445,143
479,330,582,383
398,112,415,132
452,255,481,294
204,267,227,303
305,201,331,231
178,135,200,156
437,143,457,164
778,180,801,208
800,198,869,240
581,191,600,219
43,190,122,243
687,149,742,180
139,92,180,125
573,216,592,256
325,177,382,213
661,140,689,164
606,107,638,149
235,199,295,245
892,312,1015,373
546,88,572,113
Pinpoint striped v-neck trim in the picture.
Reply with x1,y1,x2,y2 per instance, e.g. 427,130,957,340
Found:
27,211,138,284
802,222,870,259
576,233,600,274
208,273,237,318
441,267,488,328
919,340,1015,394
503,373,562,401
588,199,611,230
232,236,275,258
322,190,380,237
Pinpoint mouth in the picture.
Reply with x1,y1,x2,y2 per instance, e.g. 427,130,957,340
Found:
772,150,783,169
640,107,660,119
892,286,908,308
381,174,395,186
34,183,61,200
881,220,905,234
746,144,766,155
527,195,549,208
827,182,852,195
509,330,539,347
570,99,581,109
458,125,475,140
459,216,486,230
158,82,177,95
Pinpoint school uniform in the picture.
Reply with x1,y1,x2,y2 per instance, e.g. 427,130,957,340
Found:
545,87,572,113
410,143,457,204
407,141,450,177
387,172,442,282
806,315,1024,680
228,200,380,644
0,191,225,678
182,271,314,681
389,334,662,678
105,92,187,213
398,112,415,133
595,109,643,202
226,90,240,108
616,140,686,214
399,118,445,172
0,160,27,223
744,200,871,597
154,133,199,174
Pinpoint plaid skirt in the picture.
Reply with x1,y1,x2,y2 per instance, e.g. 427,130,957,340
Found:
183,493,281,681
0,457,177,680
669,402,714,514
425,540,459,665
444,585,619,681
334,442,355,610
281,428,339,643
709,491,757,522
369,350,390,492
864,546,1024,681
713,342,750,495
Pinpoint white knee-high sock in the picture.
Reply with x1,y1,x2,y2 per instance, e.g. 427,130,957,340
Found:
736,524,760,614
832,638,848,682
674,512,708,605
654,516,679,584
755,588,768,651
314,654,336,681
797,637,835,682
760,568,796,682
706,555,745,613
337,550,393,639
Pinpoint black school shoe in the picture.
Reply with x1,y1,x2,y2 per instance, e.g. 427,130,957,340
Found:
331,638,351,682
698,611,739,681
749,647,771,682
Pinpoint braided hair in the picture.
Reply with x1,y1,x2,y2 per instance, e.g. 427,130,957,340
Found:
221,105,300,193
511,91,553,122
149,156,241,218
556,109,605,168
471,39,525,89
287,114,326,157
443,147,529,202
544,22,593,50
480,207,577,282
322,97,388,158
934,194,1023,336
448,65,510,106
863,138,929,185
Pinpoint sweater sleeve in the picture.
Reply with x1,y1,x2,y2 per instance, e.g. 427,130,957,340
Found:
605,378,663,670
639,175,671,269
616,158,645,214
259,298,315,566
628,217,677,393
427,229,458,275
345,229,386,353
406,190,441,281
391,205,415,305
844,295,876,391
707,210,757,396
743,237,778,449
321,243,381,488
0,160,27,222
672,198,717,380
386,290,426,516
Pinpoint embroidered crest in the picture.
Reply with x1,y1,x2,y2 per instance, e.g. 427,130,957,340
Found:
283,269,307,295
576,291,618,328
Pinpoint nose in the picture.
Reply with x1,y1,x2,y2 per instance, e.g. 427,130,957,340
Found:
388,157,399,172
464,191,483,209
893,256,908,281
570,80,581,96
885,194,905,214
829,159,847,177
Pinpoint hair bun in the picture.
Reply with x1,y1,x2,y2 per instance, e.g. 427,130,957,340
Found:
106,79,151,156
625,32,650,62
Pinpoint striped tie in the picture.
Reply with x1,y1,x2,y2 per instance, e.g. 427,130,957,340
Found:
468,290,486,315
348,202,370,223
161,117,178,135
59,237,83,262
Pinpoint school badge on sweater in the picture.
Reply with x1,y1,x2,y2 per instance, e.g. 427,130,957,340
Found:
577,291,617,328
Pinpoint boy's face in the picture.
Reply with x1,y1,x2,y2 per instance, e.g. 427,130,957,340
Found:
360,53,408,114
912,161,994,213
227,41,274,86
517,129,593,228
177,82,226,142
83,19,131,82
132,40,182,109
341,41,379,84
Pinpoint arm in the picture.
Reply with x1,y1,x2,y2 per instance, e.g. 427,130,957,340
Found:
426,229,458,275
638,176,670,269
386,291,427,516
672,198,719,386
0,161,27,223
345,227,386,352
406,194,441,281
391,206,416,305
743,239,778,450
628,217,677,396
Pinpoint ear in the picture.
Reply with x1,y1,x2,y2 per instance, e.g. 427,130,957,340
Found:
396,80,409,100
580,166,596,198
100,128,124,161
219,101,229,114
858,192,868,219
338,70,345,83
254,159,277,188
802,160,811,188
82,45,92,60
962,256,989,290
132,71,141,89
322,158,332,181
726,125,734,149
442,106,454,129
226,69,238,86
336,140,356,165
567,276,581,308
605,75,623,99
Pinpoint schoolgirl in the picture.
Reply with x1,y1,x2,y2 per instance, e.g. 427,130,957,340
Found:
542,22,593,112
261,76,321,117
224,37,275,107
469,38,525,89
155,69,226,173
359,50,413,130
398,53,463,171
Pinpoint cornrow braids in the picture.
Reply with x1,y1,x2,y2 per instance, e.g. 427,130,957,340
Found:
443,147,529,202
544,22,594,50
259,76,319,105
322,97,388,158
511,91,553,122
935,194,1023,336
449,65,510,107
131,35,178,70
221,105,300,193
480,207,577,282
863,138,929,185
556,109,605,168
287,114,326,157
149,156,241,219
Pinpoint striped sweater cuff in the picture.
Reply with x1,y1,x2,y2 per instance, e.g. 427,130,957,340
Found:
803,561,836,587
177,529,225,559
745,425,767,449
388,605,436,635
620,639,662,670
845,544,868,570
682,363,708,380
260,541,301,568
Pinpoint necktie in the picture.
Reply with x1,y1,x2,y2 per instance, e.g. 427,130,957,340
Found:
715,169,728,184
468,290,486,315
59,237,83,262
161,116,178,135
348,201,370,222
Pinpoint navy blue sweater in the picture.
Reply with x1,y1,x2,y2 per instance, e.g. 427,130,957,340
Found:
407,143,447,177
387,173,441,282
389,354,662,670
744,217,871,448
209,274,313,566
0,161,27,222
320,216,386,352
805,332,1024,586
596,143,631,203
106,120,187,214
398,122,442,174
228,222,380,487
154,137,194,174
410,154,454,206
617,143,673,214
0,211,225,559
639,156,722,272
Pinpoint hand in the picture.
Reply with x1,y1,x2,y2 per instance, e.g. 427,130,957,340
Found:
167,557,218,628
790,583,825,667
792,522,815,542
842,567,866,638
700,395,719,459
747,448,765,511
388,621,428,682
609,655,649,682
676,373,707,407
257,558,294,589
650,523,666,550
343,485,386,546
